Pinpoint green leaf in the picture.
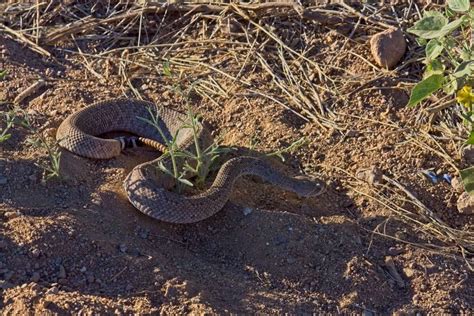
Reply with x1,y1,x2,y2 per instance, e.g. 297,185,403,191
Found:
0,70,6,80
460,166,474,196
408,74,444,107
460,47,473,61
443,74,459,95
177,178,193,187
424,59,445,78
0,134,11,142
162,61,172,77
453,61,474,78
407,15,448,39
408,16,464,39
447,0,470,12
425,39,444,60
466,131,474,145
423,11,445,18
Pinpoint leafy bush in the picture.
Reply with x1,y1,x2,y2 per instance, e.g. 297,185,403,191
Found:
408,0,474,194
407,0,472,109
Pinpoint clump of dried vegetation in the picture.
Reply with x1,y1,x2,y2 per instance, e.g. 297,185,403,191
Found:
0,1,472,269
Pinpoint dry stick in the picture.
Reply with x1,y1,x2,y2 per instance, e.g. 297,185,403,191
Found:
72,36,106,83
14,79,46,105
246,90,310,123
338,1,395,29
325,163,473,240
162,14,201,58
347,51,384,73
408,134,459,172
43,2,304,44
169,57,252,87
0,23,51,57
230,4,332,85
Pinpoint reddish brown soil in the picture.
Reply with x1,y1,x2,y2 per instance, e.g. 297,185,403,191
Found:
0,4,473,314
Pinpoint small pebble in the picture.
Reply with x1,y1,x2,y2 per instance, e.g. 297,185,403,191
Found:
119,244,127,253
356,166,383,186
243,207,253,216
31,248,41,258
403,267,415,278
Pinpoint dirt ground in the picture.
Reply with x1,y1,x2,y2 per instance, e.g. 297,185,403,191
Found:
1,2,473,315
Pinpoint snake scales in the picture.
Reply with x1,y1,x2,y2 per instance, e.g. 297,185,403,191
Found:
56,99,324,224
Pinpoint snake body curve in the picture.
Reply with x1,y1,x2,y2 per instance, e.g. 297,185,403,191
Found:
56,99,323,224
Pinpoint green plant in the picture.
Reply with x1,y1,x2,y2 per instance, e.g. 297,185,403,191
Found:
139,82,231,191
0,110,16,143
20,110,61,180
408,0,474,194
140,106,231,191
407,0,473,108
0,70,7,80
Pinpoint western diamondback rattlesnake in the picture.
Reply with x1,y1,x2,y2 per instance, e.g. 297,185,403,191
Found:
56,98,324,224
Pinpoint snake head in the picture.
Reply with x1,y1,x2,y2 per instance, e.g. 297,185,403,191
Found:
293,175,325,197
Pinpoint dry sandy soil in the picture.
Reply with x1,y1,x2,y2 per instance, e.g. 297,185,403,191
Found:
0,1,473,315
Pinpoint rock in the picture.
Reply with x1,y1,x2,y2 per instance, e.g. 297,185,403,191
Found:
403,267,415,278
451,176,465,193
370,28,406,69
243,207,253,216
356,166,383,186
456,192,474,214
119,244,127,253
31,248,41,258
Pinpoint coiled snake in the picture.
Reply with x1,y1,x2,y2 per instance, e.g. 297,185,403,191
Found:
56,99,324,224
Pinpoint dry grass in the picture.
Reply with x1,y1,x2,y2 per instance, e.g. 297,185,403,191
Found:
1,1,472,269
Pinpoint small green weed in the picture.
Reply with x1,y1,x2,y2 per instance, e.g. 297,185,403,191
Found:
140,106,231,192
0,70,7,81
20,110,62,180
0,110,16,143
139,82,231,192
